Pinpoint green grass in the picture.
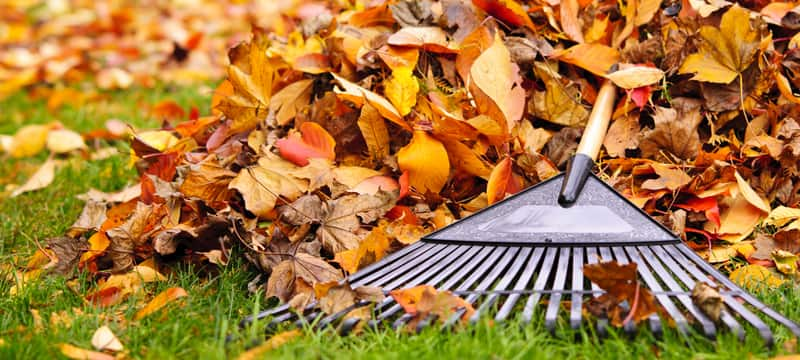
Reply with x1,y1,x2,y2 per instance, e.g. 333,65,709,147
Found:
1,86,799,359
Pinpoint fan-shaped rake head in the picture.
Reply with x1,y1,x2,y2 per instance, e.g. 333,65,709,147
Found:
240,240,800,345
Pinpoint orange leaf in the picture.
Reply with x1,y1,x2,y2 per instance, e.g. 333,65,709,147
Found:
487,157,513,205
676,197,721,230
397,131,450,194
389,285,476,325
134,287,188,320
236,330,303,360
150,100,186,120
551,43,620,76
58,343,114,360
276,122,336,166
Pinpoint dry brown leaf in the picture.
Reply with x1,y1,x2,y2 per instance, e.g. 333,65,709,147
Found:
228,154,308,219
91,325,123,352
639,99,703,161
603,114,641,158
11,157,56,197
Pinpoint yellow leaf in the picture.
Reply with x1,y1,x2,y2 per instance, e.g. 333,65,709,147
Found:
236,330,302,360
397,131,449,194
729,264,786,288
268,79,313,126
773,250,798,275
678,5,761,84
134,287,188,320
357,104,390,163
734,171,770,213
440,138,492,179
9,124,49,158
331,73,409,131
530,63,589,126
384,68,419,116
766,206,800,227
707,195,763,242
334,224,391,274
487,157,513,205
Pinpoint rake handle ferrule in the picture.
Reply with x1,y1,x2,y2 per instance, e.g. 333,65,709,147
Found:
558,81,617,207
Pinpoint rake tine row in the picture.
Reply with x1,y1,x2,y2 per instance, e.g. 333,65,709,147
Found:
245,242,797,346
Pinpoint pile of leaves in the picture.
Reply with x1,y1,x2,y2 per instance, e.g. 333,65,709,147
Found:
0,0,296,99
10,0,800,331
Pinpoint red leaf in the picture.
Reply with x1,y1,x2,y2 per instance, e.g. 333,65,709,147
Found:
676,197,721,230
386,205,420,225
628,86,651,109
398,171,410,199
276,122,336,166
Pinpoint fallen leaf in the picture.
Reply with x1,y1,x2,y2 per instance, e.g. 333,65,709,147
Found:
641,163,692,191
583,261,659,326
529,63,589,127
639,99,703,161
552,43,620,76
334,224,391,274
357,104,390,163
276,122,337,166
470,32,525,133
471,0,535,30
679,5,762,84
603,114,641,158
46,129,86,154
729,264,786,288
331,73,409,131
734,171,771,213
390,285,475,327
397,131,450,194
228,154,308,218
384,68,419,117
236,330,302,360
58,343,114,360
11,157,56,197
691,282,722,322
605,65,664,89
773,250,798,275
91,325,123,352
134,287,188,320
9,124,49,158
486,157,515,205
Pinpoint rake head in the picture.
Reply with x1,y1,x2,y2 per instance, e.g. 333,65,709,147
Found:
240,174,800,345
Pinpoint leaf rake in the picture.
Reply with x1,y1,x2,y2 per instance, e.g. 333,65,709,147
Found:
240,82,800,345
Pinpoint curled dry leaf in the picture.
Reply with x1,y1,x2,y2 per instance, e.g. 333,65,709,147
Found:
91,325,123,352
691,282,723,323
583,261,659,327
390,285,475,328
11,157,56,197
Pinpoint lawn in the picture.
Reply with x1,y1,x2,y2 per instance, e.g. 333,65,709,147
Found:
1,86,799,359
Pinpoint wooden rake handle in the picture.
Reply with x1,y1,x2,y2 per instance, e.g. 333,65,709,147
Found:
557,81,617,207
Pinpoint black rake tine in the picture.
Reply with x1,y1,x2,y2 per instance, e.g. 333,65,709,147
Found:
367,244,467,289
545,247,571,332
609,247,638,335
372,246,493,323
586,247,610,336
496,247,545,322
352,242,448,287
631,246,717,339
348,241,428,283
666,245,776,344
522,247,558,324
570,247,584,330
442,247,520,329
470,247,532,324
649,245,744,340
